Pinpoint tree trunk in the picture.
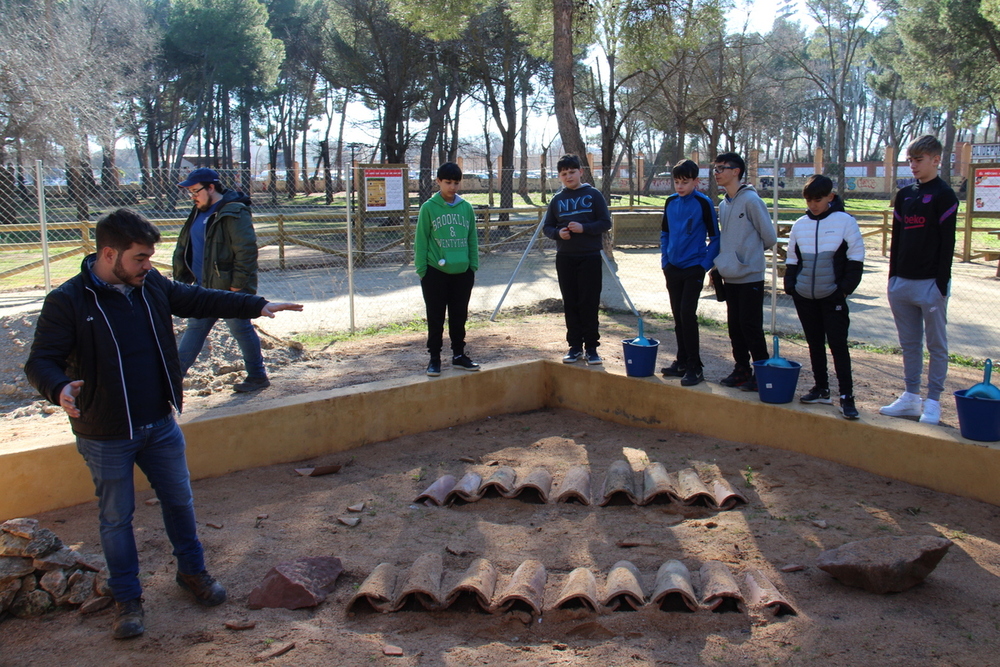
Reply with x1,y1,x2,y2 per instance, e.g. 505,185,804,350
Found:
941,109,956,184
552,0,590,181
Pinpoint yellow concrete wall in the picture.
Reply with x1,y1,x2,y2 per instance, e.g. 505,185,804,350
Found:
1,362,547,520
4,359,1000,519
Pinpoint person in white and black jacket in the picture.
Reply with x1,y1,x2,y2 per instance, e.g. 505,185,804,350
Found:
784,175,865,419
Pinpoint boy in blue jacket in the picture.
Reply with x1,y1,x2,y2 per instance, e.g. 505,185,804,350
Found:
542,154,612,364
414,162,480,377
659,159,720,386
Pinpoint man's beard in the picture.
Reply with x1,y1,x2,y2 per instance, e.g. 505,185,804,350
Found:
113,255,148,287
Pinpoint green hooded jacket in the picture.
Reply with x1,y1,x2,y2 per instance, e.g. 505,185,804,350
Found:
414,193,479,277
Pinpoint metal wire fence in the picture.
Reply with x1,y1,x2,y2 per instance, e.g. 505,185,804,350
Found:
1,164,998,362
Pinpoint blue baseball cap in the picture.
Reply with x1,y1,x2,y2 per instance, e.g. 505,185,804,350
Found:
178,168,221,187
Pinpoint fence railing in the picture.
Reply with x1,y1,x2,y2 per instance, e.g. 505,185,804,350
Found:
2,166,998,362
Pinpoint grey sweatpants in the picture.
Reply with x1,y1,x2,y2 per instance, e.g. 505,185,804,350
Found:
887,276,949,401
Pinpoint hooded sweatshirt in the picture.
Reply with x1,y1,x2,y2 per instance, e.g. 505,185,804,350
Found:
414,192,479,277
784,195,865,300
713,184,778,284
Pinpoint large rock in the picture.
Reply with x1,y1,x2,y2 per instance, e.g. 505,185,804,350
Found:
11,588,53,618
247,557,343,610
66,571,96,606
0,556,34,585
0,578,22,614
33,547,79,571
816,535,953,593
1,518,38,540
40,568,68,599
24,528,62,558
0,533,29,557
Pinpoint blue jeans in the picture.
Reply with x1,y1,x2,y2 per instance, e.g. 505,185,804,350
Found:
177,317,266,379
76,416,205,601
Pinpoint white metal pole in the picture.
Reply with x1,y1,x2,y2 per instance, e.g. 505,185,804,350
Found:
770,154,779,334
36,160,52,294
346,164,356,333
490,217,545,321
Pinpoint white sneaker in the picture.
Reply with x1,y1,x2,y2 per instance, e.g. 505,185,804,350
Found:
919,398,941,425
879,391,923,417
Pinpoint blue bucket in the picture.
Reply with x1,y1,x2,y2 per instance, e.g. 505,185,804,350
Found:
622,338,659,377
954,389,1000,442
752,360,802,404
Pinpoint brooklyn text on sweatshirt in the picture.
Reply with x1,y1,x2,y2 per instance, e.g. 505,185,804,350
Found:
414,192,479,277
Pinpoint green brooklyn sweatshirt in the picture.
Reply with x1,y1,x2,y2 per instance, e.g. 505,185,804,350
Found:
414,192,479,277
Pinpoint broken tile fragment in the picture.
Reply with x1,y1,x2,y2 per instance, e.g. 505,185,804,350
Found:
382,645,403,656
254,641,295,662
347,503,365,513
206,522,224,530
225,619,257,630
247,556,343,610
145,498,160,506
338,516,360,527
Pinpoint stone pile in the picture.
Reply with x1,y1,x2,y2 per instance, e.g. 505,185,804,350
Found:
0,518,111,619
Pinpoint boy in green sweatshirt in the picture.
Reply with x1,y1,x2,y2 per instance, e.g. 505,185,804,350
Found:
415,162,481,376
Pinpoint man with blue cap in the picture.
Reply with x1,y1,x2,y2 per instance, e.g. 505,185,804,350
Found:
173,168,270,391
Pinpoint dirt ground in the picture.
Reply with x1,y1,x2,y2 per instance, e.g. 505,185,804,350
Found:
2,309,999,666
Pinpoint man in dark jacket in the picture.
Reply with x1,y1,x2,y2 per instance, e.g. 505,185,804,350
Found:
172,168,269,392
25,209,302,639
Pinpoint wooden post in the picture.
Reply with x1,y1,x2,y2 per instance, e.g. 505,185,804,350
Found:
748,149,759,187
278,215,285,270
883,145,895,195
813,148,824,175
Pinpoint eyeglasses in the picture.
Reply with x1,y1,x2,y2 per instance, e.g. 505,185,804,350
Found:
713,166,735,174
187,186,205,197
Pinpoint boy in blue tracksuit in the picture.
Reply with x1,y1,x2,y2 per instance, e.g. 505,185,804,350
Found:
659,159,720,386
784,175,865,419
542,154,612,365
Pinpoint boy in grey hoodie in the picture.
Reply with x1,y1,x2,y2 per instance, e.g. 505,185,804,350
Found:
712,152,778,391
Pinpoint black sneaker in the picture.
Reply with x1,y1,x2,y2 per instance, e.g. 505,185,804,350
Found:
563,348,583,364
661,361,687,377
112,598,144,639
739,375,758,392
233,376,270,392
176,570,227,607
680,368,704,386
800,386,832,404
840,395,859,420
427,358,441,376
585,349,603,365
452,354,480,371
720,365,751,387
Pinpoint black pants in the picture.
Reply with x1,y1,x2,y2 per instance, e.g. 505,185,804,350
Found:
793,293,853,395
664,264,706,369
556,253,602,350
420,267,475,358
724,280,769,368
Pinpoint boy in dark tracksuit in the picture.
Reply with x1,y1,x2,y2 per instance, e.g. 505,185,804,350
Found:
542,154,612,365
784,175,865,419
660,159,720,386
880,135,958,426
415,162,480,377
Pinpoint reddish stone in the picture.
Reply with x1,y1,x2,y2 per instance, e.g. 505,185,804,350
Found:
79,595,112,614
247,556,343,610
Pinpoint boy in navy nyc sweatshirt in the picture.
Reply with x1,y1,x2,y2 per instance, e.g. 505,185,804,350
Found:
542,154,612,365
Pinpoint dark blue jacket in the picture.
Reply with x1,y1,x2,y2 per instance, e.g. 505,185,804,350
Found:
660,190,720,270
25,255,267,440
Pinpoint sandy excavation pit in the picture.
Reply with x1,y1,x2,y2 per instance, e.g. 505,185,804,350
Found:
4,407,1000,666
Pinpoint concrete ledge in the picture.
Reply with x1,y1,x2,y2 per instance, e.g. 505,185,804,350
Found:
3,359,999,519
